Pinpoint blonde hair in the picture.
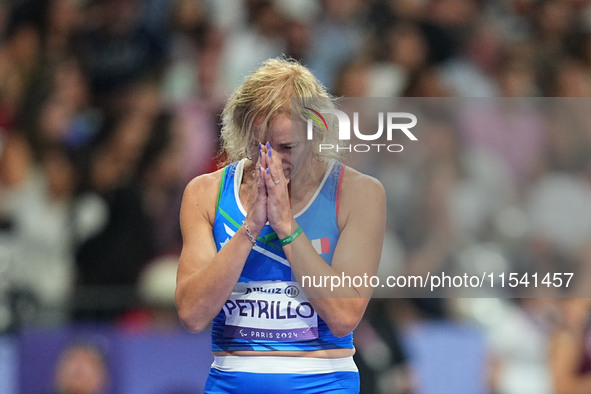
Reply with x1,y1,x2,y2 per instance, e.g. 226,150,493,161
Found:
220,58,341,164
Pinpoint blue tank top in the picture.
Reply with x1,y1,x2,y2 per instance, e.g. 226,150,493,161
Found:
211,159,353,351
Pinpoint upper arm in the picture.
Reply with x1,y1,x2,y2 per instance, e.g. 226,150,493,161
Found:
176,171,221,287
332,169,387,297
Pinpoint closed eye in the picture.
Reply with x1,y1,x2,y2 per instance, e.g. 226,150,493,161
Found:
279,143,298,150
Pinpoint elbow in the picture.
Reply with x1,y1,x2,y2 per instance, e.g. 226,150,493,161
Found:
330,326,354,338
327,315,360,338
177,306,210,333
325,302,366,337
181,320,210,334
177,309,210,333
175,291,210,333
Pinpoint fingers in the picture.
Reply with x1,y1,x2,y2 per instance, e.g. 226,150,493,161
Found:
262,142,283,190
258,142,273,187
257,165,266,193
260,142,267,169
254,147,266,195
259,142,287,189
266,142,283,178
258,142,268,174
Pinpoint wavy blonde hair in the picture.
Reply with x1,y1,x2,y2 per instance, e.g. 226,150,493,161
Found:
220,58,341,165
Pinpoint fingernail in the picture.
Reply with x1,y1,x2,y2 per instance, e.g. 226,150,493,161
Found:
268,149,272,158
266,168,270,174
266,142,271,150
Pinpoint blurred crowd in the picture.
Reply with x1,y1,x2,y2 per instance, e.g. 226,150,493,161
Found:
1,0,591,393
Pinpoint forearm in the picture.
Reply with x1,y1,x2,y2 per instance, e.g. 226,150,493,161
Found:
281,224,370,337
175,226,256,332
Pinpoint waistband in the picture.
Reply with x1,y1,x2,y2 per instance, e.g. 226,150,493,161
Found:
211,355,358,375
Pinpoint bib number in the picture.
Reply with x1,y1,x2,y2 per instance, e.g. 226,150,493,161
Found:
222,281,318,341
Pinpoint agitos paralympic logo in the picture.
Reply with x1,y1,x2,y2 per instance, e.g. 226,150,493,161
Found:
303,107,418,153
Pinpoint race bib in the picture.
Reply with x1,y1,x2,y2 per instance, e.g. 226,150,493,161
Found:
223,281,318,341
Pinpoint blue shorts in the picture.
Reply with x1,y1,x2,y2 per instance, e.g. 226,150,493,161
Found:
204,356,360,394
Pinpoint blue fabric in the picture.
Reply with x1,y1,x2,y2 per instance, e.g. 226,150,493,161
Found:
403,321,488,394
205,368,360,393
211,160,352,351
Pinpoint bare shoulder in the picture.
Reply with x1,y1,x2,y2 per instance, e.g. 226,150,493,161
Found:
184,168,225,197
340,165,386,201
338,165,386,228
182,168,225,224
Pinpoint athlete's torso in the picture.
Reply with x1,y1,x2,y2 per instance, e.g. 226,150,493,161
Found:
211,159,353,352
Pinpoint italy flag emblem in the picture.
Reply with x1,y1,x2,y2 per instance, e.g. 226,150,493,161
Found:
310,238,330,254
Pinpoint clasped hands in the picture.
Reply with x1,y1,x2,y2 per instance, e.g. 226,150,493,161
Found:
246,142,293,239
